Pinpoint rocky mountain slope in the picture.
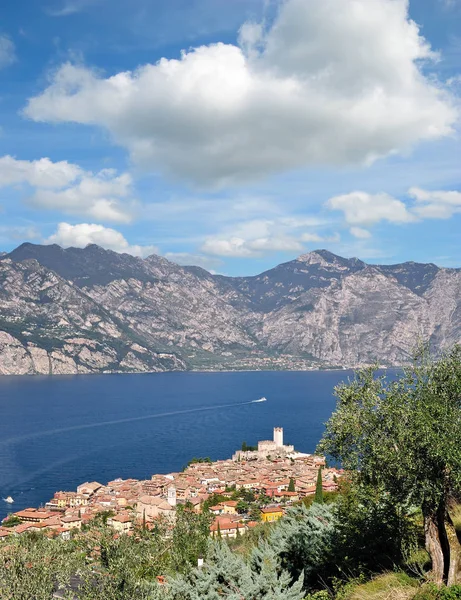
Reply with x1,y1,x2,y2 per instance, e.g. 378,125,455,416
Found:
0,243,459,375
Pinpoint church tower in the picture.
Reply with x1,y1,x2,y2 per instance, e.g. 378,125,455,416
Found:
167,485,177,507
273,427,284,447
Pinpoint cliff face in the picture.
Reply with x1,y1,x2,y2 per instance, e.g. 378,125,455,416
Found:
0,244,459,375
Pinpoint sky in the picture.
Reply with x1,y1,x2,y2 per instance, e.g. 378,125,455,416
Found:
0,0,460,275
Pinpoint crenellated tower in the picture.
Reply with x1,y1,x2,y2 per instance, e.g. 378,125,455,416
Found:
273,427,283,447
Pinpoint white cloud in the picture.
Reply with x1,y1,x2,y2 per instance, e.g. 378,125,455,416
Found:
46,223,158,257
201,235,304,257
30,170,135,223
24,0,457,187
0,226,40,242
326,191,416,226
409,187,461,219
301,232,341,243
196,208,344,258
0,35,16,69
349,227,372,239
0,155,81,188
0,156,135,223
46,0,101,16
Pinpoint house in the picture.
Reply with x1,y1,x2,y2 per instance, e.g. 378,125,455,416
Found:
220,501,238,515
60,516,82,530
209,504,224,515
136,495,175,522
14,522,48,535
261,506,284,523
77,482,103,496
13,508,56,523
108,514,133,534
272,491,299,503
209,518,247,539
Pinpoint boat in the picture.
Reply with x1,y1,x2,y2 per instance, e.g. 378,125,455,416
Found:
3,496,14,504
252,397,267,403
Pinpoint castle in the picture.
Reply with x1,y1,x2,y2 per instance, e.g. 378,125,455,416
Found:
232,427,295,461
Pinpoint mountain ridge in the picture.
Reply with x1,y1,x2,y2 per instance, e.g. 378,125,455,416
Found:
0,243,459,375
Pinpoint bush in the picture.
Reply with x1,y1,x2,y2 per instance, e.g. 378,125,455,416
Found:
414,585,461,600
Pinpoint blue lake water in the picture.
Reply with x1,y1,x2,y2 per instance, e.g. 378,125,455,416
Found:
0,370,356,519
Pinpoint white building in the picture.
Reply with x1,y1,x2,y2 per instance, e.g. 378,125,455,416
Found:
232,427,295,461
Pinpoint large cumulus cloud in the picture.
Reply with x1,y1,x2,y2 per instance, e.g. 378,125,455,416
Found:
25,0,458,187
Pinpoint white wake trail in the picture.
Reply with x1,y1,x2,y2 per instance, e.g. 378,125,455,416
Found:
0,399,264,447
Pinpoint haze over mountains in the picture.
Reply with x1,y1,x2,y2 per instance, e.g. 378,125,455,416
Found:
0,243,459,375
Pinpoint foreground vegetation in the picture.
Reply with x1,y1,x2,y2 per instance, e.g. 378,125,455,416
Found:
2,346,461,599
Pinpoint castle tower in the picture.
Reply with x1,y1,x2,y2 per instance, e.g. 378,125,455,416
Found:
273,427,283,447
167,485,177,507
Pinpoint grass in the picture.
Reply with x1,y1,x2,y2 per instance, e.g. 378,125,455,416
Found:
341,572,419,600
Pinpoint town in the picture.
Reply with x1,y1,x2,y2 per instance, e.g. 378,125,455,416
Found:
0,428,342,541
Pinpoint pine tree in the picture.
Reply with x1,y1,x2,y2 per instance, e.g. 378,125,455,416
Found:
288,477,295,492
161,541,305,600
269,503,335,589
314,468,323,504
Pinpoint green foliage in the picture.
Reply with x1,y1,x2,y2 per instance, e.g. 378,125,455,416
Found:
304,592,331,600
269,503,336,589
317,347,461,584
414,584,461,599
302,490,339,509
336,571,418,600
2,514,22,527
0,533,86,600
315,468,324,504
242,441,258,452
202,493,229,512
331,478,419,577
90,510,115,527
170,505,212,574
157,541,305,600
318,347,461,512
249,505,262,522
183,457,212,470
288,477,296,493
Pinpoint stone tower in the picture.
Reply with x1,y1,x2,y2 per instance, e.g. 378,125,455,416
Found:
167,485,177,507
273,427,283,447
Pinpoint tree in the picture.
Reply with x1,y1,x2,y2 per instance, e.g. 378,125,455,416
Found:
318,347,461,586
171,505,212,573
249,505,262,522
288,478,296,493
269,503,336,589
158,541,305,600
314,469,323,504
1,514,21,527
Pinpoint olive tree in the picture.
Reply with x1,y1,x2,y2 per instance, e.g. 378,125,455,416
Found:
318,346,461,586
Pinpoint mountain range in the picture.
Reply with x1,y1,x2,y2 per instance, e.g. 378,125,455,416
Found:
0,243,459,375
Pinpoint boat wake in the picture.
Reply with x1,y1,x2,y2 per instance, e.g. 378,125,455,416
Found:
0,398,267,448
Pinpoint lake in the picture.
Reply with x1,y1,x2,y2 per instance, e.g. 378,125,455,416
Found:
0,370,354,519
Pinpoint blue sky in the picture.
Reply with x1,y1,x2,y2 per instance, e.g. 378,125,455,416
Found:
0,0,460,275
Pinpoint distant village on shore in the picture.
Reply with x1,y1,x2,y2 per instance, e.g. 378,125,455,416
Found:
0,428,342,541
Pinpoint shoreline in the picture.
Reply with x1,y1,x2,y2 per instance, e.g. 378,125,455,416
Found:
0,365,400,378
